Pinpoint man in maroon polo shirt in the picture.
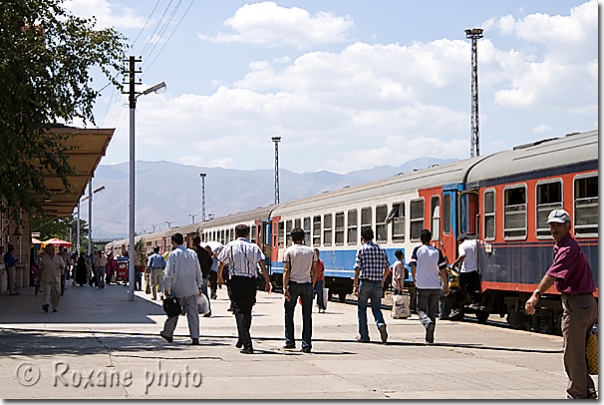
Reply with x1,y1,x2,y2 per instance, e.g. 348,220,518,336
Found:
525,209,597,399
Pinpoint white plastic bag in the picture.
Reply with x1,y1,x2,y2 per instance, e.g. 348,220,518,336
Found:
197,293,210,315
322,287,329,311
392,293,410,319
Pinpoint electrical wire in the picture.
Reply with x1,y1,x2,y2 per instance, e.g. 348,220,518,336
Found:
131,0,162,46
140,0,174,56
143,0,182,62
145,0,194,74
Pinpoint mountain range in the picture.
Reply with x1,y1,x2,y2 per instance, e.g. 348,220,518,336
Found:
86,157,455,239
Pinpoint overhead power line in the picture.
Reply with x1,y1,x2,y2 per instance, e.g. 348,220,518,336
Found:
140,0,174,56
131,0,162,46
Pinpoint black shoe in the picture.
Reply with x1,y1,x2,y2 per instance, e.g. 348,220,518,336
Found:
235,340,243,348
283,343,296,349
355,336,370,343
227,306,233,312
42,304,49,313
160,332,173,343
240,348,253,354
203,311,212,317
426,323,435,344
53,309,58,312
191,338,200,345
300,346,311,353
588,392,598,399
211,294,217,300
379,324,388,343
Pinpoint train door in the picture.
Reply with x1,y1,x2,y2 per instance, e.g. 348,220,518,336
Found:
459,190,479,239
441,186,458,263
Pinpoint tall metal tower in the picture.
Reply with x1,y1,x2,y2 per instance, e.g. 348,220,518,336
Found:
200,173,206,221
271,137,281,204
465,28,484,158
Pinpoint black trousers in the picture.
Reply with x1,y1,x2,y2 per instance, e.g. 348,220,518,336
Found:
459,270,481,304
230,276,257,350
209,271,218,297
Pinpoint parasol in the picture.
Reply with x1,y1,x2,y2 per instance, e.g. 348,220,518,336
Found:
41,238,73,248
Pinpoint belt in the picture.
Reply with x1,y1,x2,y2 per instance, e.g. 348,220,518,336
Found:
562,292,593,296
150,267,163,269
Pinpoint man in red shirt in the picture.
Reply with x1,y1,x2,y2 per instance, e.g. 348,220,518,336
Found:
525,209,597,399
314,248,326,312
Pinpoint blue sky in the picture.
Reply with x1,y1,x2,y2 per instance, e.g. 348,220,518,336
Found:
65,0,598,174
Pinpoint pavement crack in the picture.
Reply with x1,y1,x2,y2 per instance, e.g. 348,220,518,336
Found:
93,334,131,398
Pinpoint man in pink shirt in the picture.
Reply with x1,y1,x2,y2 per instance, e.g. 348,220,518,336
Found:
525,209,597,399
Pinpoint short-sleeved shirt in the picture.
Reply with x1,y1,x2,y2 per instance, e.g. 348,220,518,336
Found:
545,234,595,294
391,260,407,291
354,241,389,282
409,244,447,289
316,259,325,282
458,239,478,273
218,238,265,278
147,253,167,269
283,244,316,284
39,253,65,283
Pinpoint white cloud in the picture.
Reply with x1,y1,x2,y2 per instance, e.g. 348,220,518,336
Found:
533,124,552,133
198,1,353,49
63,0,146,29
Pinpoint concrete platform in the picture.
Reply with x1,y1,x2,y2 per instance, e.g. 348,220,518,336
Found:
0,281,595,399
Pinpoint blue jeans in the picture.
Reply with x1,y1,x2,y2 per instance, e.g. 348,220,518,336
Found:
357,280,386,341
284,282,314,349
200,278,211,312
314,280,325,310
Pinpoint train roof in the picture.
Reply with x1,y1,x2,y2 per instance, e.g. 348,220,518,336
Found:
272,155,488,216
195,206,275,229
466,130,598,184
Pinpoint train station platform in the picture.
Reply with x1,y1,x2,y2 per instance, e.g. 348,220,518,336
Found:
0,280,592,399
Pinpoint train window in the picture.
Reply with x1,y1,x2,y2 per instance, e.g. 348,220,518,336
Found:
504,185,527,239
536,180,562,238
278,221,285,247
376,205,388,243
286,220,292,247
304,217,311,245
323,214,333,247
313,216,321,247
347,209,358,245
232,228,236,241
431,196,440,241
574,174,598,237
388,202,405,242
335,212,345,245
460,192,478,236
484,190,495,240
226,229,230,242
443,194,451,234
294,218,301,229
361,207,372,229
277,221,285,248
220,230,225,245
251,225,257,243
410,199,425,241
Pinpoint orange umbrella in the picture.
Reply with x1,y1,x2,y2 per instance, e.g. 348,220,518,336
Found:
31,238,42,245
41,238,73,248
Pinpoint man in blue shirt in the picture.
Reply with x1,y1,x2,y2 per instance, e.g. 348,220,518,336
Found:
409,229,450,344
3,244,19,295
353,227,389,344
147,246,167,300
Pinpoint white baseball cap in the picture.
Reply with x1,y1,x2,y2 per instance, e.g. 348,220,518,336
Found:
546,209,571,224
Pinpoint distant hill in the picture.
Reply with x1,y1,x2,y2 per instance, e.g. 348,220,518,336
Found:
86,157,455,238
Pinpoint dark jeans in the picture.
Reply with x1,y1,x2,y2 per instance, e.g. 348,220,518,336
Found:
285,282,314,349
459,270,481,304
60,270,67,295
417,288,440,331
230,276,257,351
135,266,142,290
314,280,326,310
209,271,217,297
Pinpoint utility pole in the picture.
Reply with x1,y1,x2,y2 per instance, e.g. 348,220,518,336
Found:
76,202,80,253
465,28,483,158
88,180,93,255
189,214,196,224
271,136,281,204
122,55,142,301
165,221,172,229
200,173,206,221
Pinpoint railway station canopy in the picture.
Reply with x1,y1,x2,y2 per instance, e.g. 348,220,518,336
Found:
38,124,115,218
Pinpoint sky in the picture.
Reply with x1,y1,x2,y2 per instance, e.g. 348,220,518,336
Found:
63,0,598,175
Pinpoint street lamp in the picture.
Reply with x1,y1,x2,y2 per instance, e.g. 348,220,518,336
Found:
189,214,197,224
78,184,105,254
126,69,167,301
200,173,206,221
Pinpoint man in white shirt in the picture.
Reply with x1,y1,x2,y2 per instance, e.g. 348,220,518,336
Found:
282,227,317,353
160,233,204,345
38,244,65,313
409,229,449,344
218,224,272,354
451,234,481,308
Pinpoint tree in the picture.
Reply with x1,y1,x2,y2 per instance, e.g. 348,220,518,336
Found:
0,0,127,221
